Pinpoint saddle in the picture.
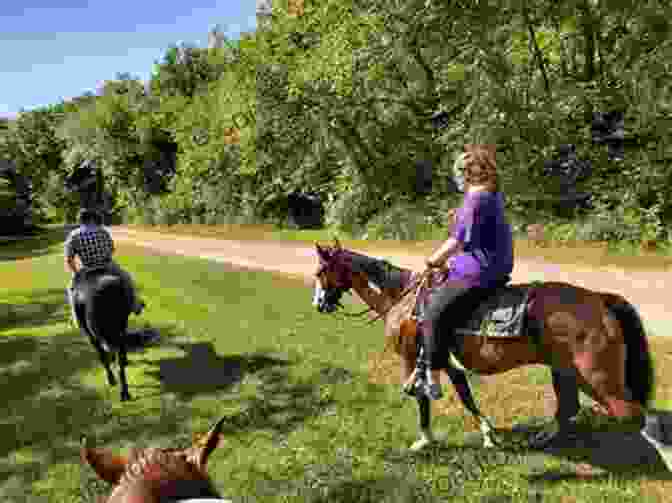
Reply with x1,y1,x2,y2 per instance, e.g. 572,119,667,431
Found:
72,266,124,305
415,283,533,339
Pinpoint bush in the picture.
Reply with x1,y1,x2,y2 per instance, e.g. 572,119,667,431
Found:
362,201,448,241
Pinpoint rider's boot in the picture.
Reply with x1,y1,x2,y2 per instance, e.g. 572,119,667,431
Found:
414,321,444,401
131,298,146,315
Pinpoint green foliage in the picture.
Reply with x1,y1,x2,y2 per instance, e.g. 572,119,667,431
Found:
4,1,672,246
362,201,447,241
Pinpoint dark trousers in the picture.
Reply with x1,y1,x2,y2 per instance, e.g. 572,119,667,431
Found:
420,278,507,370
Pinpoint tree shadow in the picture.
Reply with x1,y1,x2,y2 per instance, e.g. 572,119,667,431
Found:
136,340,292,399
457,414,672,483
0,225,76,262
521,412,672,484
0,327,227,501
218,362,339,438
0,288,69,333
278,474,437,502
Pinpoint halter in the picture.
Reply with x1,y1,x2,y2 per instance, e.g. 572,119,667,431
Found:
317,248,427,324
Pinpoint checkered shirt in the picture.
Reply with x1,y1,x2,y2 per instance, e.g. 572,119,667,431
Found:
64,225,114,268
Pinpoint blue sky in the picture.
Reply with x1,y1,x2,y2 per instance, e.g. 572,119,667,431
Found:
0,0,257,117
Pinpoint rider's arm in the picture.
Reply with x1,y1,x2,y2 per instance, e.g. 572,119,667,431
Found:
426,238,462,268
65,256,78,274
64,232,79,273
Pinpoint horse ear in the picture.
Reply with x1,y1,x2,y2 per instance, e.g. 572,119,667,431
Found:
195,416,226,470
483,143,497,159
80,440,128,485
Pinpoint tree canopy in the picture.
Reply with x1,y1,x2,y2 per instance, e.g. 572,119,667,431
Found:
1,0,670,241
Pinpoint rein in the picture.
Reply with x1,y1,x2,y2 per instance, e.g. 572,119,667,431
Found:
332,268,433,326
366,268,432,325
330,290,377,321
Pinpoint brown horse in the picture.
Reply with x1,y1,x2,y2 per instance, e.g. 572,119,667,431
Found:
312,241,656,451
81,417,229,502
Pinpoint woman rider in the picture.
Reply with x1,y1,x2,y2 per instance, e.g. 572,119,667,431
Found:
409,144,514,400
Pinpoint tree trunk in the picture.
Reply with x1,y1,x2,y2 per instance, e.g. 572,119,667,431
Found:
523,2,550,95
580,1,596,81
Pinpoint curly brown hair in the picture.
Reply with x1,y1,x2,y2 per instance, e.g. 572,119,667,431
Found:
462,144,498,192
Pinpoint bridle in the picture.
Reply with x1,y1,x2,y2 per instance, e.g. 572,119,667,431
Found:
315,251,433,325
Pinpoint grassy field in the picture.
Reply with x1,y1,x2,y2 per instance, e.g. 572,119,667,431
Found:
126,223,672,272
2,228,672,502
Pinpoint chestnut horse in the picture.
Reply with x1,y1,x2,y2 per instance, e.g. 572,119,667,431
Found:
81,417,229,502
312,241,655,451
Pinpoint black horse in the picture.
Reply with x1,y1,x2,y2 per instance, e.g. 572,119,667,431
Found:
72,267,133,401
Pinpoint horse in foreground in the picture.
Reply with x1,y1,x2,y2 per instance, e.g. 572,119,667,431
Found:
72,267,134,401
312,240,657,451
81,417,227,502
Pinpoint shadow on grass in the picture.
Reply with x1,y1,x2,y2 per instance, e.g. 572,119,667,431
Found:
0,325,235,501
136,340,291,399
0,225,76,262
134,338,345,438
411,413,672,486
287,475,438,503
520,412,672,484
0,288,69,333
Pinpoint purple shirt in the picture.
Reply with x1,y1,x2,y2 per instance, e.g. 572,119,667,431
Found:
449,191,514,287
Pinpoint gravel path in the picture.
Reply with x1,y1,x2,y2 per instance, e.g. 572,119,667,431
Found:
110,226,672,337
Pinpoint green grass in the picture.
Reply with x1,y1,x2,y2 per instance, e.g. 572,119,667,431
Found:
2,229,672,502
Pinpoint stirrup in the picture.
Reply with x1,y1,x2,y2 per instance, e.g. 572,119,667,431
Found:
402,357,428,397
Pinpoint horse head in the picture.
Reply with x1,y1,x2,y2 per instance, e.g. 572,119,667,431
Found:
313,240,353,313
81,417,226,502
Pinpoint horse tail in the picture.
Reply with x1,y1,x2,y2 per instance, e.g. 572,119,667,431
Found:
601,292,654,408
85,275,131,349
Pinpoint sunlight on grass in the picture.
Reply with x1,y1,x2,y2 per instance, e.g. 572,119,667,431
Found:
2,230,672,502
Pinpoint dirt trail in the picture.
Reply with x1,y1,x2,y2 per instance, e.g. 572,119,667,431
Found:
110,226,672,337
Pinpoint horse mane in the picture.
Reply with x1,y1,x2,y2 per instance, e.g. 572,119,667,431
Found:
339,249,411,291
118,447,221,501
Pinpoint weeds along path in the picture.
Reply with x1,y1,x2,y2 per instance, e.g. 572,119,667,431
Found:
110,226,672,338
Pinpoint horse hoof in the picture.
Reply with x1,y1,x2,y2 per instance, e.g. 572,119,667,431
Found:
529,430,556,449
642,413,672,446
483,436,496,449
410,437,433,452
121,392,131,402
529,427,576,450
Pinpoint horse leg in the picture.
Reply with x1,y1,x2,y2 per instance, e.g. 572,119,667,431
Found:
530,368,581,449
84,328,117,387
574,335,645,426
410,395,434,451
552,368,581,423
445,365,496,448
118,344,131,402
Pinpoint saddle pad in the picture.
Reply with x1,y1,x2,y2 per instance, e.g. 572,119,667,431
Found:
454,286,531,338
